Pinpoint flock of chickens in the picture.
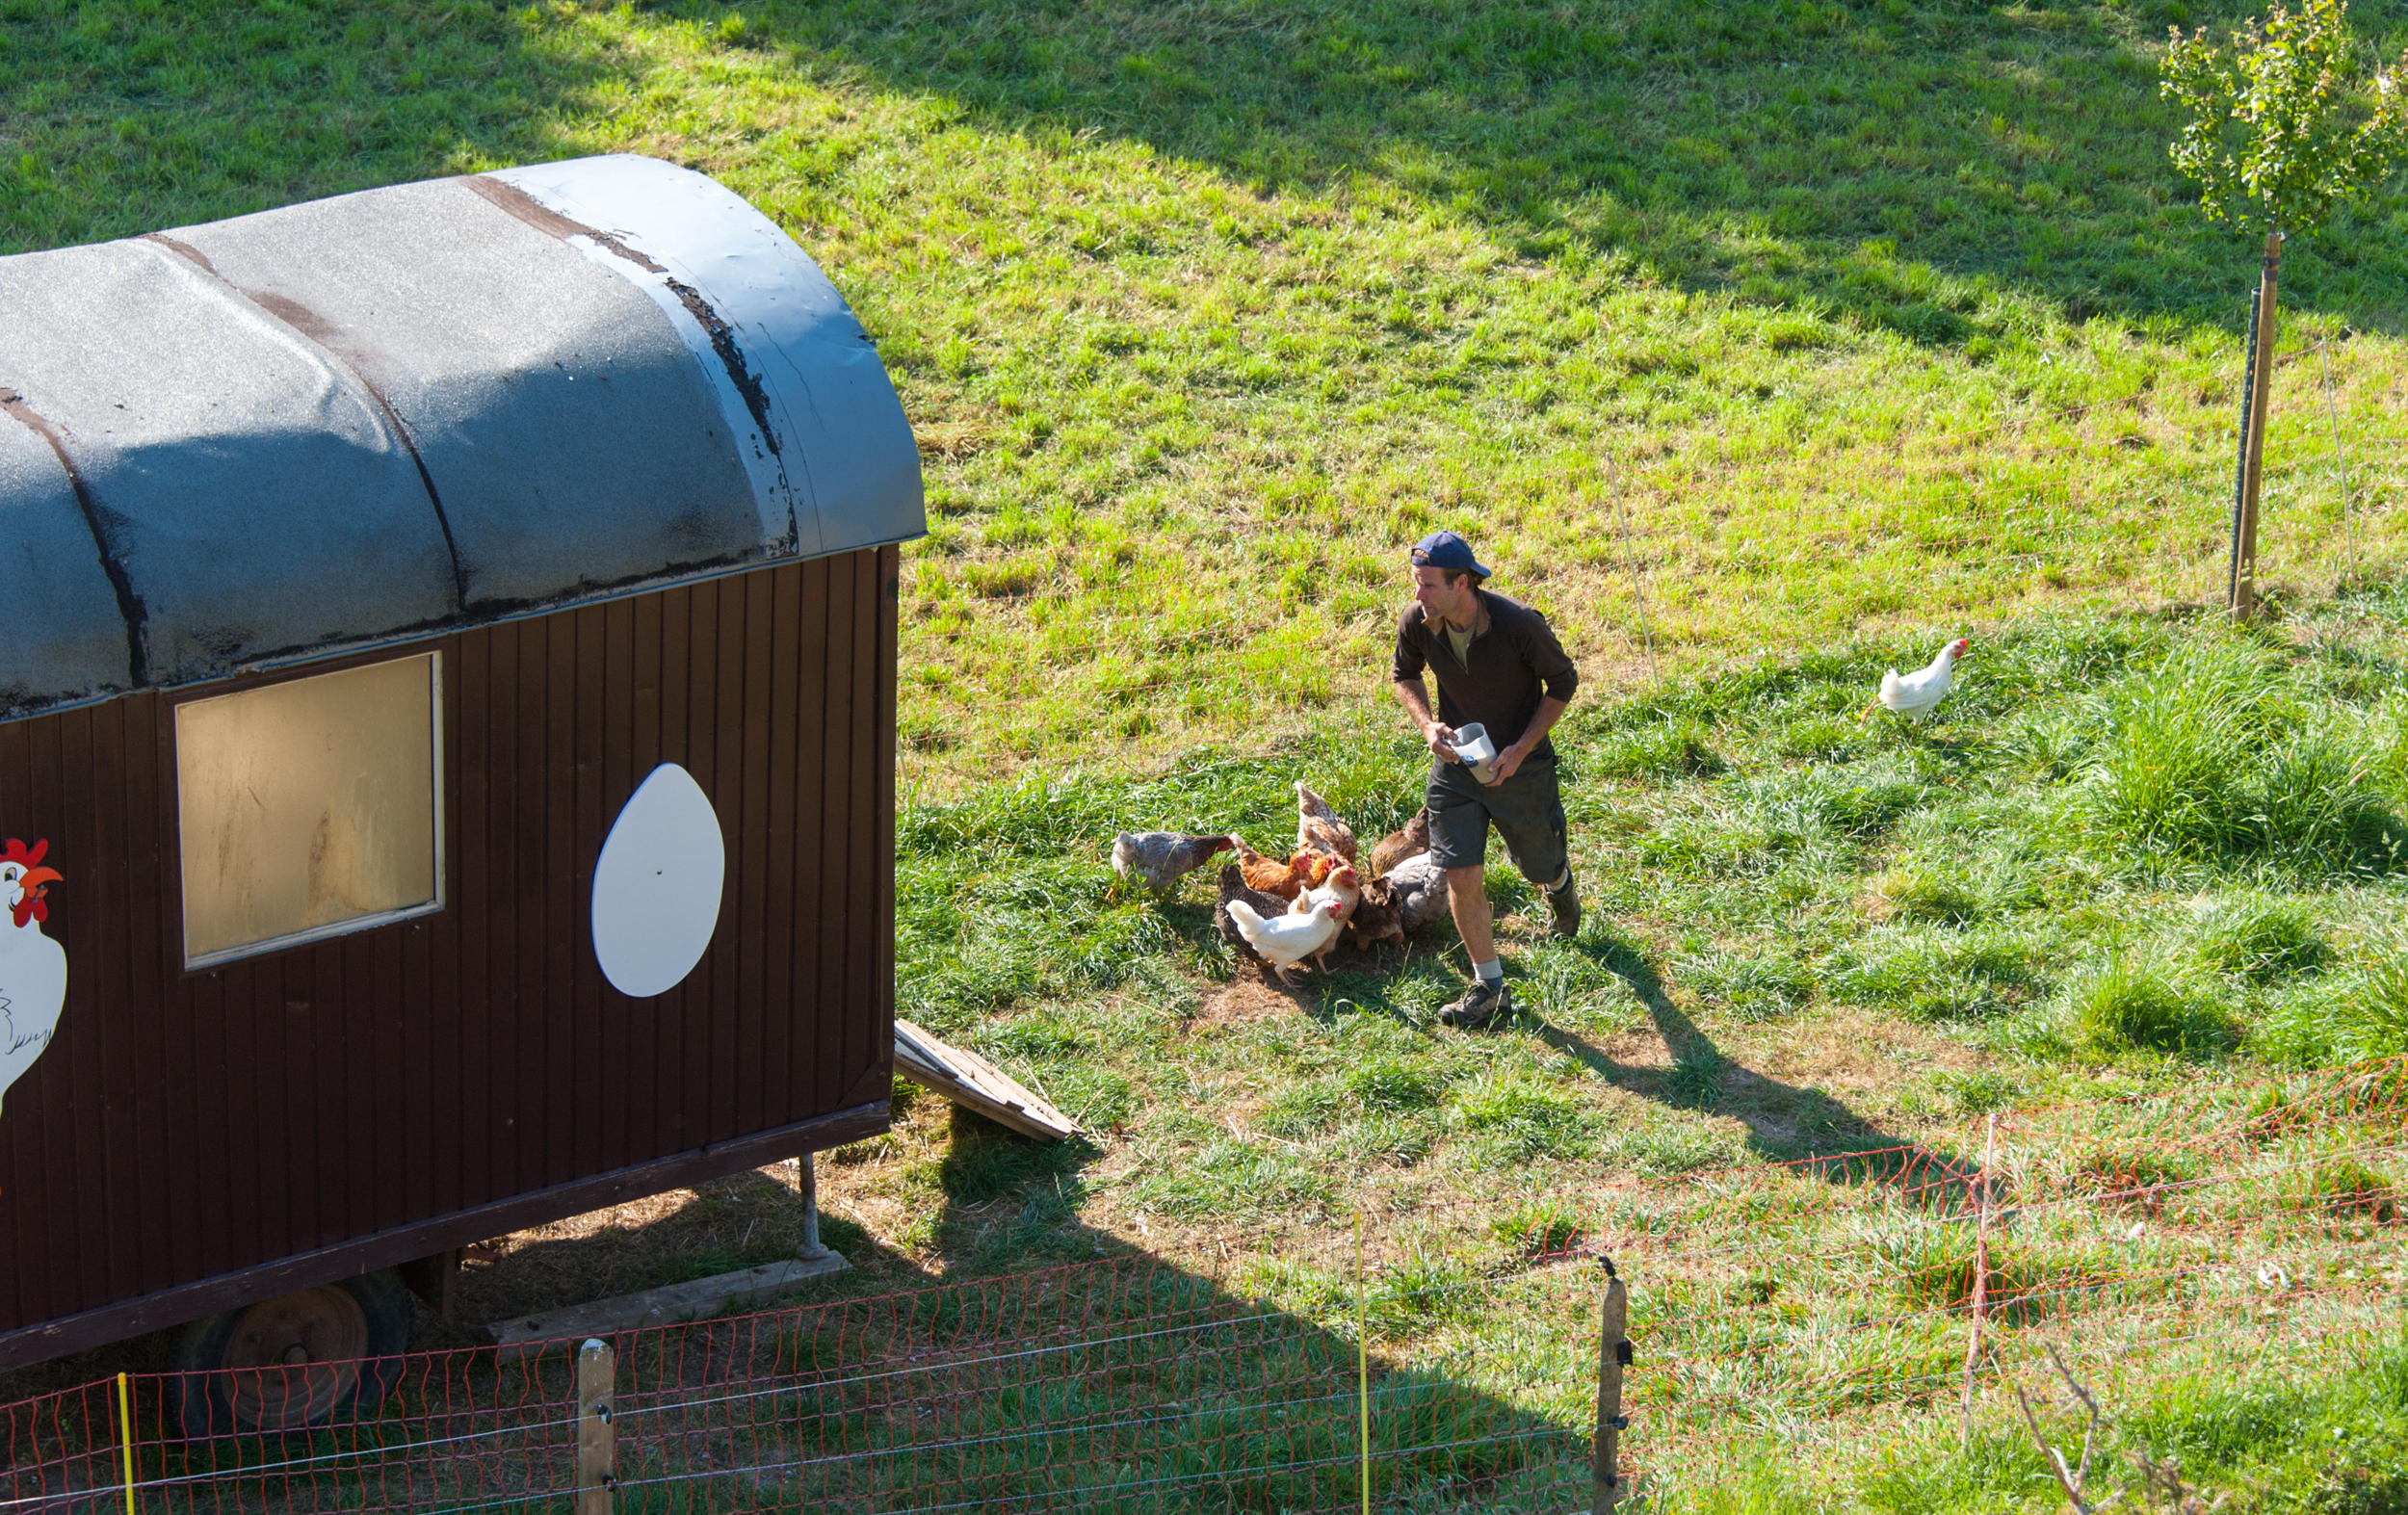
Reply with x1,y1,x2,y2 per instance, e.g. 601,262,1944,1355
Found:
1111,783,1450,982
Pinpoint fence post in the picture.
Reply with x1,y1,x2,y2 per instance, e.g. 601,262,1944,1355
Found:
1959,1113,2000,1447
575,1337,616,1515
1592,1255,1630,1515
116,1371,136,1515
1355,1209,1372,1515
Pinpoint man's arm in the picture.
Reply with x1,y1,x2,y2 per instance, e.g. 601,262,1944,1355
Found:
1489,694,1568,782
1391,610,1457,761
1392,678,1458,761
1491,608,1579,782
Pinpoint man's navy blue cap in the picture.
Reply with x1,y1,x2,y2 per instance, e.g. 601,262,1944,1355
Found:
1410,530,1490,579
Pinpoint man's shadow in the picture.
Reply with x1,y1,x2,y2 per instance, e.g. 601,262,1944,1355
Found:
1528,927,1974,1199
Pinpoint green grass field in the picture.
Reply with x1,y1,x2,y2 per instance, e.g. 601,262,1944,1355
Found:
9,1,2408,1506
9,0,2408,777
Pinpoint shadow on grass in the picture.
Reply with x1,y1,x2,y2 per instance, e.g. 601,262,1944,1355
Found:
725,0,2405,336
36,2,2392,341
1534,927,1975,1197
0,1126,1589,1511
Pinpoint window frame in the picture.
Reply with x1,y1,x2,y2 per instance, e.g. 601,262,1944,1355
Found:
171,649,448,972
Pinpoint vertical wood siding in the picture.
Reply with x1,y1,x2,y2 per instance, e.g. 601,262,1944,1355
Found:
0,547,898,1338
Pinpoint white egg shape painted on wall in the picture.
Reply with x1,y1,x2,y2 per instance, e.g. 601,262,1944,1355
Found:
592,763,726,999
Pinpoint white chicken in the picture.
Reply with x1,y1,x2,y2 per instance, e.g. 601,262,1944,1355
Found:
1287,865,1361,970
1865,637,1970,721
1223,896,1346,983
0,839,65,1118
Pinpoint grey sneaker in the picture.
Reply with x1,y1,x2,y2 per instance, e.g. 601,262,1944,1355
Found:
1439,979,1511,1030
1543,873,1583,939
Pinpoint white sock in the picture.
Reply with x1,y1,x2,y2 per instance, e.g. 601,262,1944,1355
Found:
1474,957,1504,985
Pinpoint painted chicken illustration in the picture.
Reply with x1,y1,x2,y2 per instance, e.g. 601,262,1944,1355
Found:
0,839,65,1118
1866,637,1971,721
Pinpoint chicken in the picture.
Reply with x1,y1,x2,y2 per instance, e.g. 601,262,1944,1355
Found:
1367,808,1430,878
1865,637,1970,721
1346,883,1404,950
1216,863,1295,962
1293,782,1358,864
1350,852,1450,951
1296,849,1345,892
1224,895,1347,982
0,839,65,1119
1288,865,1362,967
1232,837,1309,901
1110,831,1235,895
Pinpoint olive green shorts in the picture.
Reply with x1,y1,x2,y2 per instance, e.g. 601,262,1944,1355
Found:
1425,755,1568,885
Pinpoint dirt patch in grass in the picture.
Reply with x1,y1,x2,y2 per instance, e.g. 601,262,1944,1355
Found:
1196,974,1310,1025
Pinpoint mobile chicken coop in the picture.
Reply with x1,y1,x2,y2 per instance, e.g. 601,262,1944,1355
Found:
0,155,922,1427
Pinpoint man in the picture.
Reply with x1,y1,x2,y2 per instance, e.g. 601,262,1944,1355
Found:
1390,530,1582,1029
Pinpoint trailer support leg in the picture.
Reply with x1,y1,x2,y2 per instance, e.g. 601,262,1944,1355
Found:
798,1152,829,1262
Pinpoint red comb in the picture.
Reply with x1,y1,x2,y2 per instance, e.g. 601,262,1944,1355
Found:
1,839,46,869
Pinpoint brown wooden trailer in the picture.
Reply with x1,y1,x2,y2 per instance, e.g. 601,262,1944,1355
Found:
0,156,923,1430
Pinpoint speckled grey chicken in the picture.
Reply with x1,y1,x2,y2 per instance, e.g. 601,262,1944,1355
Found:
1111,831,1235,895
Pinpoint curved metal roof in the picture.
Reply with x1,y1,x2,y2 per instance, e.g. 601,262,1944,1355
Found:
0,154,924,720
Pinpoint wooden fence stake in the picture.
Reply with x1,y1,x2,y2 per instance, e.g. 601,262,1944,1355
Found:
575,1338,616,1515
1959,1113,2000,1447
1592,1256,1630,1515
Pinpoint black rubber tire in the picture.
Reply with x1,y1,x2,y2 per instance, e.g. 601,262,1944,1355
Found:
169,1269,413,1440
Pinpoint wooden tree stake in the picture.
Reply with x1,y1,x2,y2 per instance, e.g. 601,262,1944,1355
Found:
2230,231,2283,620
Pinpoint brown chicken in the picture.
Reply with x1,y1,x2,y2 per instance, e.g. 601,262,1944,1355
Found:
1348,852,1448,951
1232,837,1309,901
1293,781,1359,864
1216,863,1296,963
1367,808,1430,878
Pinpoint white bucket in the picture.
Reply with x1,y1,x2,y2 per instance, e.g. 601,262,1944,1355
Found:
1451,722,1500,785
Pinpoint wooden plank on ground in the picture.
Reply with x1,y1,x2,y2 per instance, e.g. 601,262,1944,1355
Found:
490,1251,850,1360
893,1019,1081,1142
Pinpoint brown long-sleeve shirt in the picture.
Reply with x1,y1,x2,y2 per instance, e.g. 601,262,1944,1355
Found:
1390,588,1580,759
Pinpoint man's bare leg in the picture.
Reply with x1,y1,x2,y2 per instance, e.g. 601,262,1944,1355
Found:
1440,864,1511,1027
1447,865,1494,964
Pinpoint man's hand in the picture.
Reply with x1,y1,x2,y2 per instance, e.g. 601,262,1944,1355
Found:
1425,722,1459,763
1488,740,1531,783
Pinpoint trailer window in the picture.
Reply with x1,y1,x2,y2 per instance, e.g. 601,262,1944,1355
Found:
175,653,443,967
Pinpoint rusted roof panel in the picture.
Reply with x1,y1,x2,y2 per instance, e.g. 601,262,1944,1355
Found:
0,155,924,720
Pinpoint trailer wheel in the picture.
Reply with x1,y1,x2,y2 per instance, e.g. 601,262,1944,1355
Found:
170,1269,412,1439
